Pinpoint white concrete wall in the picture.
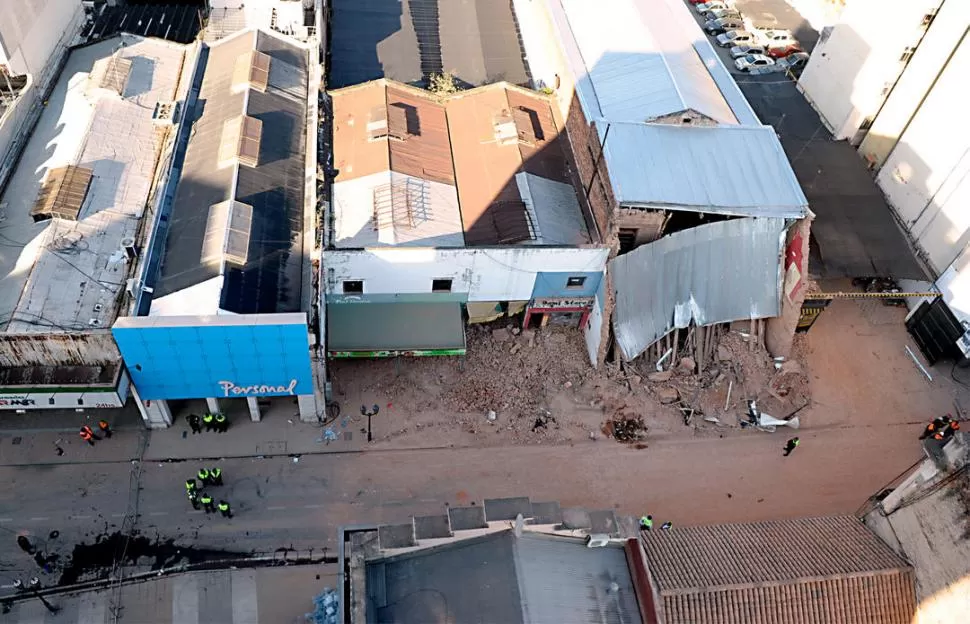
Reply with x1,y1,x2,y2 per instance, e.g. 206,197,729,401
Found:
511,0,576,118
798,0,943,141
323,247,609,302
150,276,224,316
0,0,83,78
877,32,970,274
858,0,970,169
583,290,604,367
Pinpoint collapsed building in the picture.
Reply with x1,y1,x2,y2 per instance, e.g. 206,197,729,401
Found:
512,0,813,368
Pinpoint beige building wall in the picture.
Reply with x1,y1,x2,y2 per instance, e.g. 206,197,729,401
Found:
859,0,970,169
797,0,944,142
876,33,970,275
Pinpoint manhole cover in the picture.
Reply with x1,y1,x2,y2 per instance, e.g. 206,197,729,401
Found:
11,437,22,445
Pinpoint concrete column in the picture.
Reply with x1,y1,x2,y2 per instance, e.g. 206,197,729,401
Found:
206,397,221,414
132,384,172,429
246,397,261,422
298,393,318,423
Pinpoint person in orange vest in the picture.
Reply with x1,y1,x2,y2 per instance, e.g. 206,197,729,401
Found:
79,426,98,446
921,416,949,440
98,420,112,439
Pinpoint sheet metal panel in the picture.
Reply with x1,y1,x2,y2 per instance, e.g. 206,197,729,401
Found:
600,122,808,217
611,217,787,361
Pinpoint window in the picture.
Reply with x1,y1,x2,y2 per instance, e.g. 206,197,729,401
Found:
342,280,363,294
566,276,587,289
432,278,453,293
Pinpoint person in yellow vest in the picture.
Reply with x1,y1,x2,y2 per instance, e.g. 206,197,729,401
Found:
218,500,232,518
202,413,214,432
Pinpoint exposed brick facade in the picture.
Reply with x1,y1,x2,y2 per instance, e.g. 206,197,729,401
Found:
563,92,617,244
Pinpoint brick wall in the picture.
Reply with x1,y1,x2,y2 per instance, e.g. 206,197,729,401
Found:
563,92,616,244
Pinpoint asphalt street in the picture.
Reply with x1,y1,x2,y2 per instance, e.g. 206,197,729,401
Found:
0,420,924,588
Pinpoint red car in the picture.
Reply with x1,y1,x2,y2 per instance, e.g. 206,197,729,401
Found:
688,0,709,4
768,45,803,58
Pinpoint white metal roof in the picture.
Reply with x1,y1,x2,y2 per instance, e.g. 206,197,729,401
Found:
599,122,808,217
0,36,187,333
611,217,788,361
549,0,737,124
514,173,591,246
332,171,466,248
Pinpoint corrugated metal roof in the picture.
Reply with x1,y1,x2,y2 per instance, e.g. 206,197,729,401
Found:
611,217,787,361
327,0,530,90
156,29,310,315
331,80,586,247
515,173,590,245
600,123,808,217
643,516,916,624
514,533,642,624
549,0,737,124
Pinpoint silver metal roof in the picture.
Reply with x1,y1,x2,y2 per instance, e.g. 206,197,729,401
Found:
611,217,788,361
515,173,591,246
549,0,737,124
600,122,808,217
0,36,187,333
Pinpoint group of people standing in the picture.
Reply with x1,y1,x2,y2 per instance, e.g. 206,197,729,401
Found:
920,414,961,442
185,467,232,518
78,420,112,446
187,413,229,434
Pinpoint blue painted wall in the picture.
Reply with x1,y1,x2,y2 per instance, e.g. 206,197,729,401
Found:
531,272,603,299
112,322,313,401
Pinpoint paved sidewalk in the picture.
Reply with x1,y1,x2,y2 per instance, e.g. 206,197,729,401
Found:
1,564,337,624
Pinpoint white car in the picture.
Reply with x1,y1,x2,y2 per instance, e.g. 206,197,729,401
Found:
777,51,810,72
716,30,757,47
695,1,731,14
731,44,765,58
760,29,798,49
734,54,775,71
705,7,742,20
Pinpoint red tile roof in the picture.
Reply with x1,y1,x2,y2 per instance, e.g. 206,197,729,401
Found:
642,516,916,624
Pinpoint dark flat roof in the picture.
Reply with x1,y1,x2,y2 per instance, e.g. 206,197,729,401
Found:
327,0,530,89
327,301,465,352
156,30,309,314
81,3,203,44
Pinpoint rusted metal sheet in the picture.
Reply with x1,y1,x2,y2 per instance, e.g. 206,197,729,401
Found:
0,331,121,367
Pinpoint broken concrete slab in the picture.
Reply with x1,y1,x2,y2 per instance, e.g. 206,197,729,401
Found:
560,507,592,530
656,386,680,404
648,371,673,382
414,514,452,539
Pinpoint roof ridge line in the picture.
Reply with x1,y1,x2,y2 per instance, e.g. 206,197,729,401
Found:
659,566,915,596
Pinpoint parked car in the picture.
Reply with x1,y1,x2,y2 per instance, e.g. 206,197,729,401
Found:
695,1,731,15
688,0,710,4
734,54,776,71
777,51,810,73
731,44,765,58
759,29,798,49
767,44,803,58
716,30,757,47
706,7,742,20
705,17,744,34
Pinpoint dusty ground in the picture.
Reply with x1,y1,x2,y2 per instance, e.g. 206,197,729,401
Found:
328,318,814,449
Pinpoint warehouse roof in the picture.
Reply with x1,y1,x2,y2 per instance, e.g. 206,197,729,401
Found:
153,29,311,315
642,515,917,624
327,0,530,89
600,122,808,217
367,530,642,624
547,0,739,124
0,35,187,333
330,80,590,247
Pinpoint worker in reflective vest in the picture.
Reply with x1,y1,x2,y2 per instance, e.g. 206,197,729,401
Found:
202,413,215,432
214,413,228,433
79,426,96,446
210,467,223,486
217,500,232,518
197,468,211,486
200,493,214,513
